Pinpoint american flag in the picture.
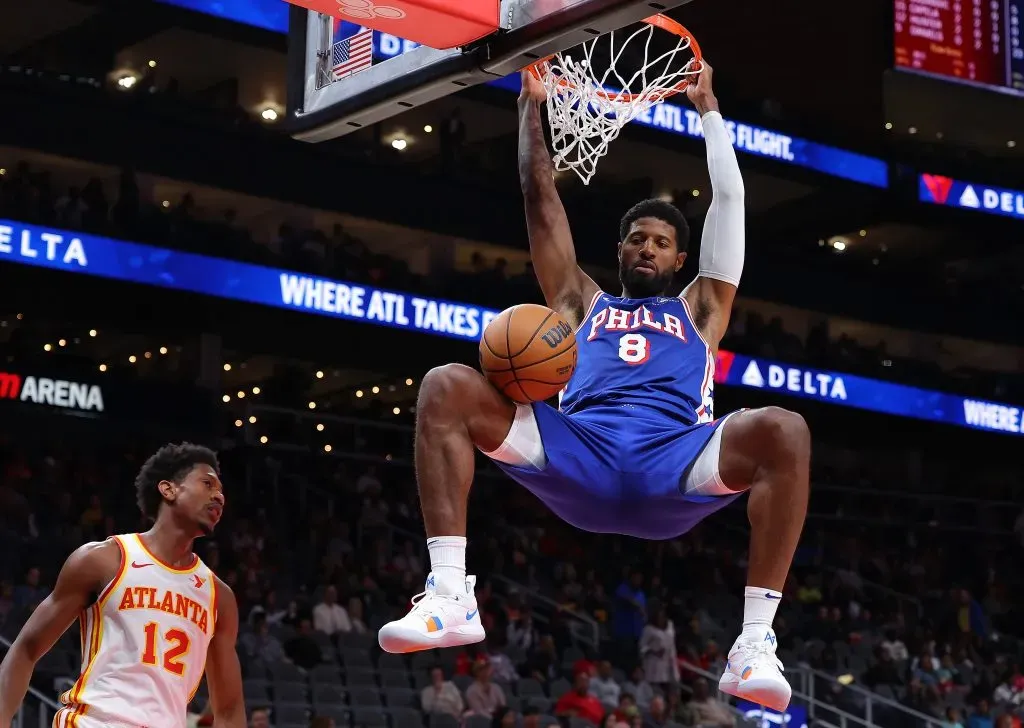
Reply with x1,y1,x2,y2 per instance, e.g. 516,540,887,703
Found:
332,20,373,80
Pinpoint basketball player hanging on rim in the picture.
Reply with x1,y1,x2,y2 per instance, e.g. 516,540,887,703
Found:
379,64,808,711
0,443,246,728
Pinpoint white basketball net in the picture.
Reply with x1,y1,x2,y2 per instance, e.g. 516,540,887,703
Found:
534,21,702,185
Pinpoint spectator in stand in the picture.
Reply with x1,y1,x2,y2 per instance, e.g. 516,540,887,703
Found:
590,660,622,708
610,694,640,725
862,646,905,689
465,661,507,716
487,640,519,683
13,566,45,610
946,707,966,728
524,634,559,685
687,678,733,728
642,696,670,728
248,589,287,626
881,627,910,661
554,671,605,727
613,571,647,661
623,667,655,710
968,699,994,728
346,597,368,633
313,585,352,635
491,706,517,728
508,608,538,652
284,618,322,669
420,666,464,719
248,707,271,728
522,707,559,728
240,613,286,664
639,607,679,694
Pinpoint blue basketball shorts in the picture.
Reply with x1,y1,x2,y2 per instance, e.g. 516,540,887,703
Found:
484,403,743,540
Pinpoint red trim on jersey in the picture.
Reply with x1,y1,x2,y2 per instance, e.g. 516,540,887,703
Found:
572,289,604,335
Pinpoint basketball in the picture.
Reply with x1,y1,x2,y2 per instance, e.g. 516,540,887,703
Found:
479,304,577,403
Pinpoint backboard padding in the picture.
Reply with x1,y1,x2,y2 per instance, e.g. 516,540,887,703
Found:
287,0,697,143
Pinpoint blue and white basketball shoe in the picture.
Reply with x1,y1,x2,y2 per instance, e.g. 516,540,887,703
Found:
718,628,792,711
378,572,485,653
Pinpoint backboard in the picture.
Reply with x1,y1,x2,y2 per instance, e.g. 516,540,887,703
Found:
285,0,696,143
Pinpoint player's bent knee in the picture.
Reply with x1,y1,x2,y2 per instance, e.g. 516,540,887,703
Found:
749,407,811,463
418,364,485,410
418,364,516,448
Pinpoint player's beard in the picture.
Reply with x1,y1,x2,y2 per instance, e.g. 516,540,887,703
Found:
620,261,674,298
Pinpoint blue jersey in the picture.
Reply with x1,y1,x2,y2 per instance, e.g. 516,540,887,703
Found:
559,291,716,425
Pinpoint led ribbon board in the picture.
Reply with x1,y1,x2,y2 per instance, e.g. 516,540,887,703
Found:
2,219,1015,435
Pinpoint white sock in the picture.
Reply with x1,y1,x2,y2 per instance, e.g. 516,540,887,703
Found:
741,586,781,642
427,536,467,594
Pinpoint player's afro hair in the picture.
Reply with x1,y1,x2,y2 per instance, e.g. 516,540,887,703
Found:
134,442,220,521
619,199,691,253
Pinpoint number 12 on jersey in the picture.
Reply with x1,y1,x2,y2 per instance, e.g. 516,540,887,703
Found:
141,622,190,676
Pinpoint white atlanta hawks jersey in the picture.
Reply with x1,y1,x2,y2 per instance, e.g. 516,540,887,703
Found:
54,533,218,728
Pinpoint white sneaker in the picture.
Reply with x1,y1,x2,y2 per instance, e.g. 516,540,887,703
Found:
718,628,792,712
377,572,485,654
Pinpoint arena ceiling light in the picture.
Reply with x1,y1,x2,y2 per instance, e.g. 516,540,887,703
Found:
261,108,279,122
391,138,408,151
116,73,138,90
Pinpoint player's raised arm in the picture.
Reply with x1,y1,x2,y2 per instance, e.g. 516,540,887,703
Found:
0,541,118,725
681,62,746,348
204,577,246,728
518,70,600,328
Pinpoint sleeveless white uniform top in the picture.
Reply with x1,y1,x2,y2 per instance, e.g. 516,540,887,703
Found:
54,533,218,728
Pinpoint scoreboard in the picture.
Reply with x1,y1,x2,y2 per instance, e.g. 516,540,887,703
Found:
894,0,1024,94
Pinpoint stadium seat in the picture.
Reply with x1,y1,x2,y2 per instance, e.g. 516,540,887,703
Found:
337,631,375,650
274,681,309,704
275,702,311,725
388,707,425,728
351,706,389,727
270,661,306,683
313,683,348,706
429,712,460,728
349,687,384,706
346,668,379,687
412,672,432,690
243,679,271,702
380,669,412,689
505,695,522,712
524,697,552,713
378,653,408,672
548,678,571,699
569,717,597,728
451,674,473,693
384,687,418,708
561,646,584,668
410,652,437,672
342,649,375,669
311,664,344,684
313,704,352,726
245,660,270,679
465,714,491,728
516,678,544,697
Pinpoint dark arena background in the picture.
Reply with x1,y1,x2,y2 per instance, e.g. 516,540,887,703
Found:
1,0,1023,727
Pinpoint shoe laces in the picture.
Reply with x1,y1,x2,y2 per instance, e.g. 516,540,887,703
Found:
408,590,462,617
735,640,784,672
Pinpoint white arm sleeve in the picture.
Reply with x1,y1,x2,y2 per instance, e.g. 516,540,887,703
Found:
698,110,746,286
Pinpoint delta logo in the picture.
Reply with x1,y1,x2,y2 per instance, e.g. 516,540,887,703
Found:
921,174,954,205
0,372,105,412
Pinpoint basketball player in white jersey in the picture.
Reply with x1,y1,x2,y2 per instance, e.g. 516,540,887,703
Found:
0,443,245,728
